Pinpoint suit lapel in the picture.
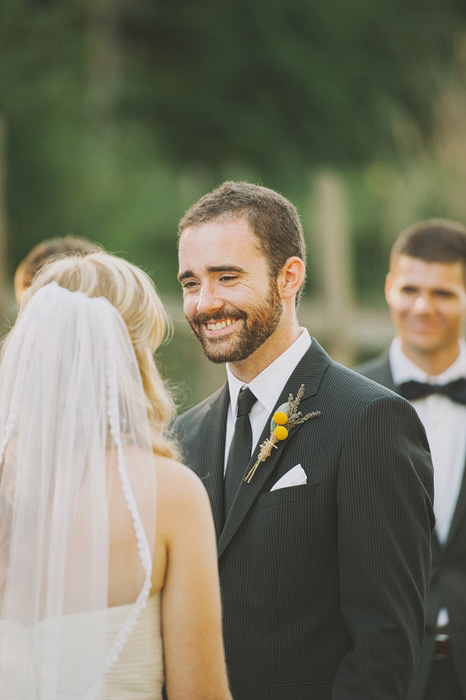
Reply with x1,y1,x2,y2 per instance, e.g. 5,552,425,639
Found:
382,358,444,551
373,354,396,391
366,353,466,554
444,456,466,550
379,353,466,554
217,340,331,559
195,385,230,541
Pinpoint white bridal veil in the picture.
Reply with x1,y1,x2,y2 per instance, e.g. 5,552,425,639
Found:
0,283,157,699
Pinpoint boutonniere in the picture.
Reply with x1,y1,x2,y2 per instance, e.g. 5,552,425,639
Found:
244,384,320,483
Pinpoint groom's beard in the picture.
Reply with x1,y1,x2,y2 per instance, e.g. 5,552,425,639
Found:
188,281,283,364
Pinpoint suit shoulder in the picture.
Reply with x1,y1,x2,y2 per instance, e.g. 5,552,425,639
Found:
174,386,225,433
325,358,400,405
322,361,429,456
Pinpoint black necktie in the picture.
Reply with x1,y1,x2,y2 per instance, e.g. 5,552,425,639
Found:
397,378,466,404
224,388,257,518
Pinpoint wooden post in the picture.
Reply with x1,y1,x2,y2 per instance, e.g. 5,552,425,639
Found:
311,171,356,366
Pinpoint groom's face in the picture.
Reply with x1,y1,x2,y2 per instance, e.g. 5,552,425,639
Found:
178,217,283,364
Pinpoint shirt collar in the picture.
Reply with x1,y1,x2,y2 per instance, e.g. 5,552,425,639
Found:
226,329,312,415
389,336,466,385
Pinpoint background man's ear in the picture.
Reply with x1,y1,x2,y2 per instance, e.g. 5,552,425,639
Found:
278,257,306,299
385,272,394,303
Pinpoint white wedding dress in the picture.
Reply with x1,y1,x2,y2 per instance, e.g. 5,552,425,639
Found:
0,594,164,699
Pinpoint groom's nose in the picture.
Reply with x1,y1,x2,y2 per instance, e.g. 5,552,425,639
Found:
196,282,224,314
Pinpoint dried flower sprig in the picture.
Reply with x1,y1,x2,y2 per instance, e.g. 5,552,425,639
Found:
244,384,320,483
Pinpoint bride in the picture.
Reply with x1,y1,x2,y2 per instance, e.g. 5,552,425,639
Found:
0,252,233,699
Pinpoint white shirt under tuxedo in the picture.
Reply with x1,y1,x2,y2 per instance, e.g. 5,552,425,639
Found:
389,337,466,627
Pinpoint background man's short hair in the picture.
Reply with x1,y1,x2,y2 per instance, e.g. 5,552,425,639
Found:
15,236,101,293
390,219,466,282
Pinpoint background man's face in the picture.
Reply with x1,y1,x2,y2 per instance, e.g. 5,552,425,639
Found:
178,217,282,364
385,254,466,362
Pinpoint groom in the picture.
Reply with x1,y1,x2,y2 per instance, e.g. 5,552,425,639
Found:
175,181,434,700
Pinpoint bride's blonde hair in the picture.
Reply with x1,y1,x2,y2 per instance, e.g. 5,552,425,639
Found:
23,251,180,459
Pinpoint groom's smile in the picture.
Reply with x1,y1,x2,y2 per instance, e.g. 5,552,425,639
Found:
197,313,246,346
206,318,235,332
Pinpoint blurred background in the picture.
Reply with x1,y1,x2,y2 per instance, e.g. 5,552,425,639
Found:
1,0,466,408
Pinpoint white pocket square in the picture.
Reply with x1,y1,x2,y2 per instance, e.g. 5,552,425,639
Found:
270,464,307,491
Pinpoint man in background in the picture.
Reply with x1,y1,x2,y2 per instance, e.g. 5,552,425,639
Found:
175,181,434,700
356,219,466,700
14,236,100,304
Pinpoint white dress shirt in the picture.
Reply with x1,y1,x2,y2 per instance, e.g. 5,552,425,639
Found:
389,337,466,626
224,329,312,473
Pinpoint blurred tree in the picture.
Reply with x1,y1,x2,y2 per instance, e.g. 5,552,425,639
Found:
1,0,465,287
119,0,465,175
0,0,87,264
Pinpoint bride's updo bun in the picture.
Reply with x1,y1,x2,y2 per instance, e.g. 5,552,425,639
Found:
24,251,180,459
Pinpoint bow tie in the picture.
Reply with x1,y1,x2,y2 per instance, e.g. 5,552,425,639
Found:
397,378,466,404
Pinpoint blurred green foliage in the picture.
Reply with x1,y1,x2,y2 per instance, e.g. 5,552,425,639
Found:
2,0,465,268
121,0,461,169
1,0,466,403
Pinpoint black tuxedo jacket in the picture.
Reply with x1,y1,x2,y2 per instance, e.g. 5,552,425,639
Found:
176,340,434,700
356,350,466,700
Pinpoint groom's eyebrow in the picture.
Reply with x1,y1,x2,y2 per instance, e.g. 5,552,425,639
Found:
177,265,244,282
177,270,193,282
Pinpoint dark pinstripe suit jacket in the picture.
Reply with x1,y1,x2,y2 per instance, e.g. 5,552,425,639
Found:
356,350,466,700
175,339,434,700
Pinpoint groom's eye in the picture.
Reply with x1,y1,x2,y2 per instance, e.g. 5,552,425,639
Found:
220,275,237,283
181,280,198,290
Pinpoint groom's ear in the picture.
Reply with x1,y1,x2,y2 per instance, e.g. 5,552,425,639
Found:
277,257,306,300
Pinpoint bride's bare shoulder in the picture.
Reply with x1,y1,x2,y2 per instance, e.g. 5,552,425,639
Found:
156,457,208,496
151,458,215,594
155,457,210,516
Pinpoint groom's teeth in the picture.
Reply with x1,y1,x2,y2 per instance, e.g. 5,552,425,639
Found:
207,319,234,330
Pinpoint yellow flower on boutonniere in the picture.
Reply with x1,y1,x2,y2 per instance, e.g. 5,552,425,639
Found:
244,383,321,483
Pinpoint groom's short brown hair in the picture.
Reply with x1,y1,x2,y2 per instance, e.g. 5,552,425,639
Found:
178,181,307,302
